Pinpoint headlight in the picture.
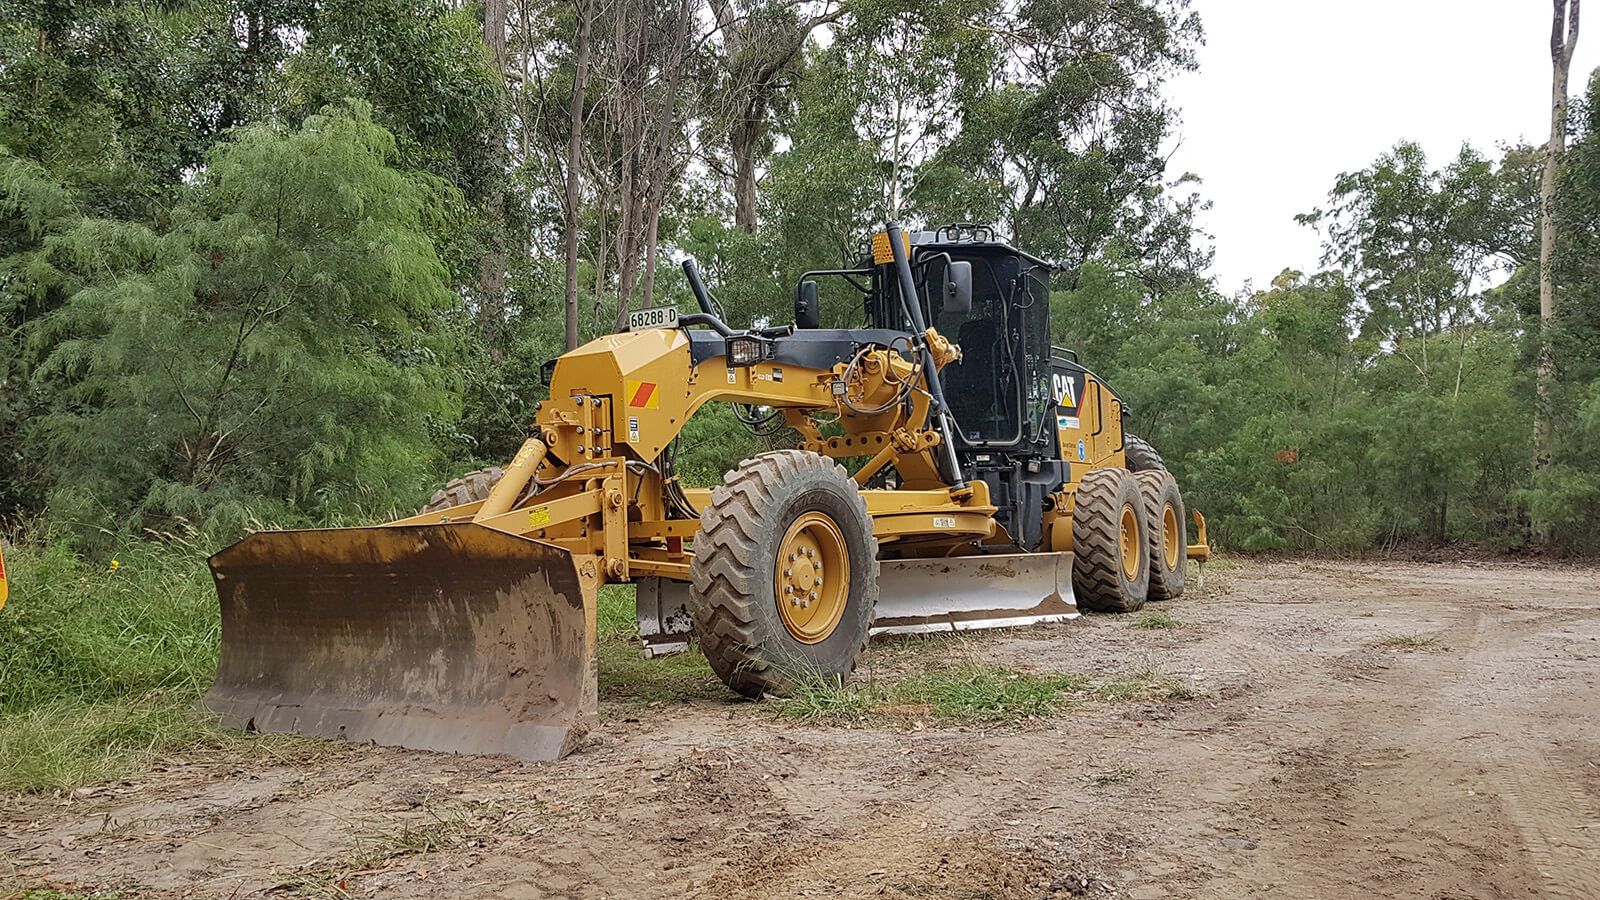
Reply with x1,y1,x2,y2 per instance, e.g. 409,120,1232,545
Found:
726,336,769,366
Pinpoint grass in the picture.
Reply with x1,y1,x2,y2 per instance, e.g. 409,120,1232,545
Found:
346,810,488,869
1129,611,1182,630
271,804,503,896
775,665,1089,725
896,666,1092,721
10,893,128,900
1094,665,1196,702
1089,765,1139,786
1374,633,1443,652
775,662,1194,726
7,883,128,890
1194,552,1248,573
0,539,232,792
596,584,637,638
595,585,726,704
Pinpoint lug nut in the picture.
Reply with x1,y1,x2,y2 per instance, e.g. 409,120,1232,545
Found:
809,591,817,601
784,568,792,577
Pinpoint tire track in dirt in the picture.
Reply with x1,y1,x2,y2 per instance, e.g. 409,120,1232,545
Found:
1186,563,1599,899
1442,601,1600,900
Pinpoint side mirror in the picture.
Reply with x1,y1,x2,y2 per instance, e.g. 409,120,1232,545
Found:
795,280,821,329
943,261,973,316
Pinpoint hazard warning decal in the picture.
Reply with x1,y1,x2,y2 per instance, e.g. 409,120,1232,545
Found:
626,380,660,409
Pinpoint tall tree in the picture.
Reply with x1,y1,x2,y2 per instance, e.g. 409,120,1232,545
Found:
590,0,696,328
1537,0,1580,483
479,0,513,340
562,0,595,350
707,0,842,232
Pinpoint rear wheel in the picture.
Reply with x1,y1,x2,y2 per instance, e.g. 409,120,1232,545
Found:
1124,433,1166,472
1072,468,1150,613
421,466,505,514
1134,470,1187,601
689,450,878,698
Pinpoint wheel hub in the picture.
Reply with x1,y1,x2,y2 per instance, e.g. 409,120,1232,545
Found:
775,511,850,644
1119,504,1141,581
1162,504,1180,570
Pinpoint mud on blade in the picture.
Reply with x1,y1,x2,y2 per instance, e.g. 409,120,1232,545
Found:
871,552,1078,635
204,524,593,761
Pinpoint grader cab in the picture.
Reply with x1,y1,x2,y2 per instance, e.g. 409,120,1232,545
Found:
203,222,1209,760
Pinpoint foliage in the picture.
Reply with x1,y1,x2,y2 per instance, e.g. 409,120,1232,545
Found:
11,103,462,542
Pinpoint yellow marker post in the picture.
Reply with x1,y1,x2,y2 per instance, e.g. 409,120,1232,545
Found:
0,544,8,610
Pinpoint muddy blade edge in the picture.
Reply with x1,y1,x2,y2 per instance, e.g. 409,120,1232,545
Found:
636,552,1079,655
871,552,1078,635
203,524,593,762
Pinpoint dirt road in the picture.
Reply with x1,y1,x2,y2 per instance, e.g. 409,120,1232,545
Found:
5,559,1599,899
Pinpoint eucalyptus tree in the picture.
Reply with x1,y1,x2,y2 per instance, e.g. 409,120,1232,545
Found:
705,0,845,231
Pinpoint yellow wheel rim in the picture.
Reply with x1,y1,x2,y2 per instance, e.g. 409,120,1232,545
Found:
775,511,850,644
1162,504,1181,570
1119,504,1142,581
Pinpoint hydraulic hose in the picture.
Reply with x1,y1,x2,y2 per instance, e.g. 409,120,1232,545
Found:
884,221,969,491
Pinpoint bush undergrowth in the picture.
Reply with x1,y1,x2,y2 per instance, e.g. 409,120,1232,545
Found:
0,539,229,791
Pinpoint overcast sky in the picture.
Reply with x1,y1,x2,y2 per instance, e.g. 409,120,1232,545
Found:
1166,1,1600,294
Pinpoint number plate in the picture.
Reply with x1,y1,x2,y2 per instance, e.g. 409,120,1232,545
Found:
626,305,679,331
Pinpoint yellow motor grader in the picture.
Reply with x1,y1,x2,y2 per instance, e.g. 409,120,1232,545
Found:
204,222,1208,761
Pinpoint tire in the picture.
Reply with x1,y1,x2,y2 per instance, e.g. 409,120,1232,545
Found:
421,466,505,514
1071,467,1150,613
689,450,879,699
1134,470,1187,601
1124,433,1166,472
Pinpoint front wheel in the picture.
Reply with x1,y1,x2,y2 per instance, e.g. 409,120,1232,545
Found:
1071,468,1151,613
689,450,879,698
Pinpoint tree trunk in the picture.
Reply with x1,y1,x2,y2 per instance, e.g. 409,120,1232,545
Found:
562,0,595,351
641,202,664,308
732,119,759,232
477,0,511,343
638,39,688,306
1536,0,1579,518
482,0,507,68
709,0,838,234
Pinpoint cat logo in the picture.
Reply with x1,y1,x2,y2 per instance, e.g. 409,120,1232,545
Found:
1052,371,1083,413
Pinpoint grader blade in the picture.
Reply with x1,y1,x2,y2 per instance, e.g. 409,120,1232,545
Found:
203,524,595,761
632,552,1078,654
871,552,1078,635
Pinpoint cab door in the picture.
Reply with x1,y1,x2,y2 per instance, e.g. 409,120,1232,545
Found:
1052,363,1126,474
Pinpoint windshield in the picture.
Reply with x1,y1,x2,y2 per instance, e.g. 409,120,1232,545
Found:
922,250,1051,448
